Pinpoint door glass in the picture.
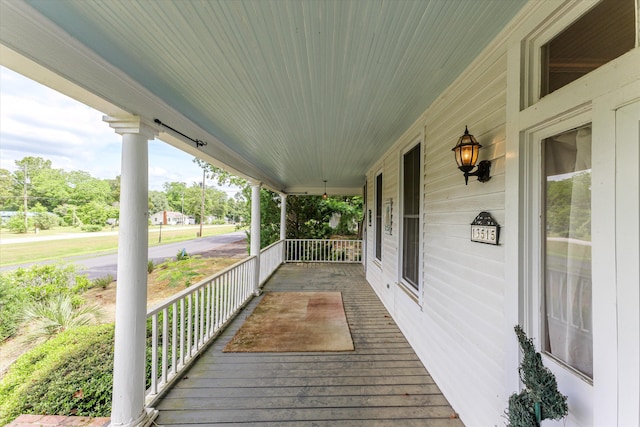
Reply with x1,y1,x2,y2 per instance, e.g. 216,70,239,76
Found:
543,124,592,378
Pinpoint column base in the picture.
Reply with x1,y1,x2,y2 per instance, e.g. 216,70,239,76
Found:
109,408,158,427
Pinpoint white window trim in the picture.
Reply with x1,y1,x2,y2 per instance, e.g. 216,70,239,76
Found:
374,170,383,265
398,137,423,306
506,0,639,424
522,0,601,108
522,108,595,427
505,2,640,424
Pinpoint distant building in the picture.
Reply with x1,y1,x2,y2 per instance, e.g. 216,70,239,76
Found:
150,211,186,226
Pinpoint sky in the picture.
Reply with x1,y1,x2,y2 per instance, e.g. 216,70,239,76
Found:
0,66,238,196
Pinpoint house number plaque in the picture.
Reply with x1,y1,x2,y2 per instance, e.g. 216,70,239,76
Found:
470,211,500,245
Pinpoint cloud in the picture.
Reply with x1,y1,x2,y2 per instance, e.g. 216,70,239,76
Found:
0,66,230,194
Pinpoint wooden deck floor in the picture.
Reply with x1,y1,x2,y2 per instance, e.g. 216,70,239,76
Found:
155,263,464,426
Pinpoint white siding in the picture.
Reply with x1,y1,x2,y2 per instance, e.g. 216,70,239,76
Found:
364,26,511,427
363,3,640,426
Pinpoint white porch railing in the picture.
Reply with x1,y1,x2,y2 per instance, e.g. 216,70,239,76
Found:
285,239,362,263
259,239,285,285
144,237,360,405
145,255,256,404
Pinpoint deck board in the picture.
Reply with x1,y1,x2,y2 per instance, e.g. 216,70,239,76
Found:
155,263,464,426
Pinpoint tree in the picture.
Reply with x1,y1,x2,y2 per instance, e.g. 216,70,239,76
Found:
324,196,363,236
6,210,31,233
546,172,591,240
107,175,121,204
0,168,14,211
206,187,228,220
28,168,70,211
225,195,245,223
32,203,59,230
193,158,247,187
286,195,333,239
53,204,81,227
149,190,170,214
76,201,117,226
163,182,188,213
242,187,281,249
68,171,113,206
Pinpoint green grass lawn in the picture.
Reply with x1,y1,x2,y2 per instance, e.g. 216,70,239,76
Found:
0,225,240,266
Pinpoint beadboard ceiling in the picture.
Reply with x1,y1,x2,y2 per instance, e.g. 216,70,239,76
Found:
1,0,526,194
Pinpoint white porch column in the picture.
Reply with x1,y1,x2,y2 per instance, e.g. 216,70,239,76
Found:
279,193,287,262
250,182,261,294
279,193,287,241
105,115,158,427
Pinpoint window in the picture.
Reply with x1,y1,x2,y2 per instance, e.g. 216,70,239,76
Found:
542,125,592,378
540,0,635,97
402,144,421,290
375,173,382,261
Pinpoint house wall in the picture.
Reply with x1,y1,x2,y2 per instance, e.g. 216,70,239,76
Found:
364,1,640,426
366,38,509,426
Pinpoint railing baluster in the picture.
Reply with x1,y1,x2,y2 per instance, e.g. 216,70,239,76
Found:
171,302,177,375
187,294,192,358
151,314,158,394
214,277,220,330
179,299,185,367
199,288,204,347
162,307,168,385
282,239,362,263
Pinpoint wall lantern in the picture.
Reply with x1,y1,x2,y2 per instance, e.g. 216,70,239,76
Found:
451,126,491,185
322,180,328,199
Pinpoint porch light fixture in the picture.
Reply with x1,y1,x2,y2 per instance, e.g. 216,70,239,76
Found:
322,180,328,199
451,126,491,185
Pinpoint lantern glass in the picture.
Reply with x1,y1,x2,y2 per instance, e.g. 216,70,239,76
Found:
458,144,479,167
452,128,481,171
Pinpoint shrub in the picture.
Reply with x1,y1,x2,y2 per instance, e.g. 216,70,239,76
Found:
6,214,31,234
147,260,155,274
34,212,60,231
3,264,91,304
156,256,205,288
92,274,114,290
21,295,103,344
176,248,189,261
81,224,103,232
0,276,28,341
0,324,115,425
506,325,567,426
0,320,165,425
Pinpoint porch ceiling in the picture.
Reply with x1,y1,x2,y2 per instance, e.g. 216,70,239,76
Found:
0,0,525,194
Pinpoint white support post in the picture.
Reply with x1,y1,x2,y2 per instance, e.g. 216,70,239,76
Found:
250,182,261,294
279,193,287,262
105,115,159,427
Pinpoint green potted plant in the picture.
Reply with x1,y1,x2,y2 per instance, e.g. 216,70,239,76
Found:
506,325,568,426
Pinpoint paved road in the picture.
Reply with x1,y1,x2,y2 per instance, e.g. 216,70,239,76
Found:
1,231,247,280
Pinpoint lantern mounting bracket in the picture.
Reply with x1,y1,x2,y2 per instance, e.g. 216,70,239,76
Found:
461,160,492,185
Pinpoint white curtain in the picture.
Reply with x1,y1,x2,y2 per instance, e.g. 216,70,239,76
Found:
545,126,593,378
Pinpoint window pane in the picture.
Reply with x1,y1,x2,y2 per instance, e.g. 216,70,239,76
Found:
403,217,419,288
543,125,592,378
402,144,420,289
375,173,382,261
541,0,635,97
404,145,420,215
